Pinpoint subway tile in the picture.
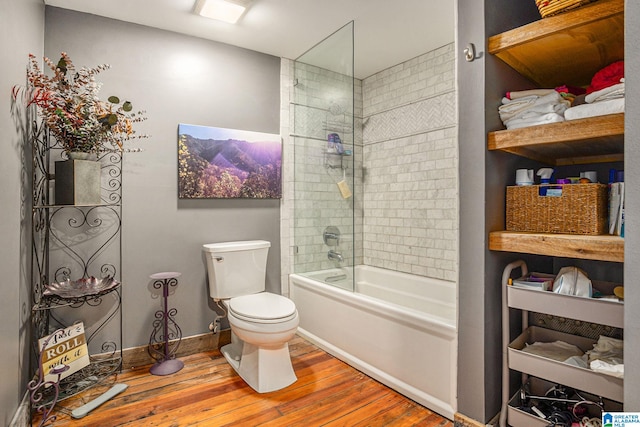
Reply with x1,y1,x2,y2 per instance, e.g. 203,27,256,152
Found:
285,44,457,281
361,43,457,281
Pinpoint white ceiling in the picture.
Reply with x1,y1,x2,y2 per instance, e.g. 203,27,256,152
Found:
43,0,456,80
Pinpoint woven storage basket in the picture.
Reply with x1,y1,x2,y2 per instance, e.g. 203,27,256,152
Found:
506,184,607,235
535,0,594,18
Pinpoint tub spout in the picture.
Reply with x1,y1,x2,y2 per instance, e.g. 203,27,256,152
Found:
328,250,343,263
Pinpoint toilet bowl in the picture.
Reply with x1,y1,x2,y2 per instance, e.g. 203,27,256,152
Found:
221,293,299,392
203,241,299,393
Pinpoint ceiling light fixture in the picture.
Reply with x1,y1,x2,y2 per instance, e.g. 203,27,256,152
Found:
194,0,249,24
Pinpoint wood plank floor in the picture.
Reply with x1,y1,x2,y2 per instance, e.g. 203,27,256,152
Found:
35,336,453,426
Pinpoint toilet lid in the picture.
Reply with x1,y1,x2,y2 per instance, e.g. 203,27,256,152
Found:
229,293,296,321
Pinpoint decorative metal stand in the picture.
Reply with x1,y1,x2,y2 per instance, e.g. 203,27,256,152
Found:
28,120,124,423
28,328,70,427
148,272,184,375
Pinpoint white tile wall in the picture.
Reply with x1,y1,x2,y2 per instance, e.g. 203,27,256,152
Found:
281,42,458,287
363,44,456,118
362,43,458,282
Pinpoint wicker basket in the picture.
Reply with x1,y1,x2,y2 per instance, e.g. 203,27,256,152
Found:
535,0,594,18
506,184,607,235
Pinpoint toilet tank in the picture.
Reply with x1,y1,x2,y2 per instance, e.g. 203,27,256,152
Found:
203,240,270,299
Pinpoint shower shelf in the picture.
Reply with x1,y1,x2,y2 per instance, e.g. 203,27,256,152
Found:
290,133,331,142
324,151,351,170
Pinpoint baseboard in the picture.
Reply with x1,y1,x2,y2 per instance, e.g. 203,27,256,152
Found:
122,329,231,370
454,412,490,427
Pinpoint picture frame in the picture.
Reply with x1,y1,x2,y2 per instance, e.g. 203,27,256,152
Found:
178,123,282,199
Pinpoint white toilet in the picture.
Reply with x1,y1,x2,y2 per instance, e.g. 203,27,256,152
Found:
202,240,299,393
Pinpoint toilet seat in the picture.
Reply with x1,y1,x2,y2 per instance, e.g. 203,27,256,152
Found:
229,293,297,324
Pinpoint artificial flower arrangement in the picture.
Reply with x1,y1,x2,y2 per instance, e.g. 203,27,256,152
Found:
13,52,146,154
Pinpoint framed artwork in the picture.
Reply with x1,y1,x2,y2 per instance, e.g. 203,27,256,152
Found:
178,123,282,199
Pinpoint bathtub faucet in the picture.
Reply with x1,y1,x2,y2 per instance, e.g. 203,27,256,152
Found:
328,250,344,263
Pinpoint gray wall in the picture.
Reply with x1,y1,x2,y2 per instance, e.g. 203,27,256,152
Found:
624,0,640,409
0,0,44,424
457,0,550,422
456,0,487,420
44,7,282,349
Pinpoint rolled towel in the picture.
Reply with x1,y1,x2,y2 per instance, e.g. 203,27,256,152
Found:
564,98,625,121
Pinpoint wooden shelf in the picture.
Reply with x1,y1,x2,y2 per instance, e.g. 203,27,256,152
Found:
488,0,624,88
489,231,624,262
488,113,624,165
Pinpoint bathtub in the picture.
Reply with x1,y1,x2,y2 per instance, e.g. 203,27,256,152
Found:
289,265,457,419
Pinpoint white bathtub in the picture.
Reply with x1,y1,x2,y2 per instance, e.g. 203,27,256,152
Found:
289,265,457,419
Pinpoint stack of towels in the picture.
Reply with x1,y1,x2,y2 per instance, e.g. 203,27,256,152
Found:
499,88,573,130
499,60,625,129
565,60,625,120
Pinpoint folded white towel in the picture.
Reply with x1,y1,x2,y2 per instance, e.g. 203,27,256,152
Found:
501,101,569,122
501,95,537,105
500,95,536,110
506,109,561,122
564,98,625,121
499,92,569,122
504,113,565,130
586,82,625,103
507,88,557,100
500,91,563,109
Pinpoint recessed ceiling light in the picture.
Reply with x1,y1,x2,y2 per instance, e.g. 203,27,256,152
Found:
194,0,249,24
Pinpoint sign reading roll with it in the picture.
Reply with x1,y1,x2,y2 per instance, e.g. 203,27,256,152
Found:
38,322,90,386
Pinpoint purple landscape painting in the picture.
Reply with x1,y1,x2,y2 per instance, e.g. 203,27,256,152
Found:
178,124,282,199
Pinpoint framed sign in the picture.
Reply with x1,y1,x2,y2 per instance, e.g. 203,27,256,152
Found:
38,322,90,385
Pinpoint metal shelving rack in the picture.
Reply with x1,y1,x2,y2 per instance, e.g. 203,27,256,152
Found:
29,120,123,416
500,260,624,426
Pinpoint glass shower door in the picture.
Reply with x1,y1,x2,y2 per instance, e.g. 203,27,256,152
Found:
291,22,355,291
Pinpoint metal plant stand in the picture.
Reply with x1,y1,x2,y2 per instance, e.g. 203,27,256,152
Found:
148,272,184,375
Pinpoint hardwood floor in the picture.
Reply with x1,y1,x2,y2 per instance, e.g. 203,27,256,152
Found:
36,336,453,426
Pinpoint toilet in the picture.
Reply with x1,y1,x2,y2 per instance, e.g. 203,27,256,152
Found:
202,240,299,393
